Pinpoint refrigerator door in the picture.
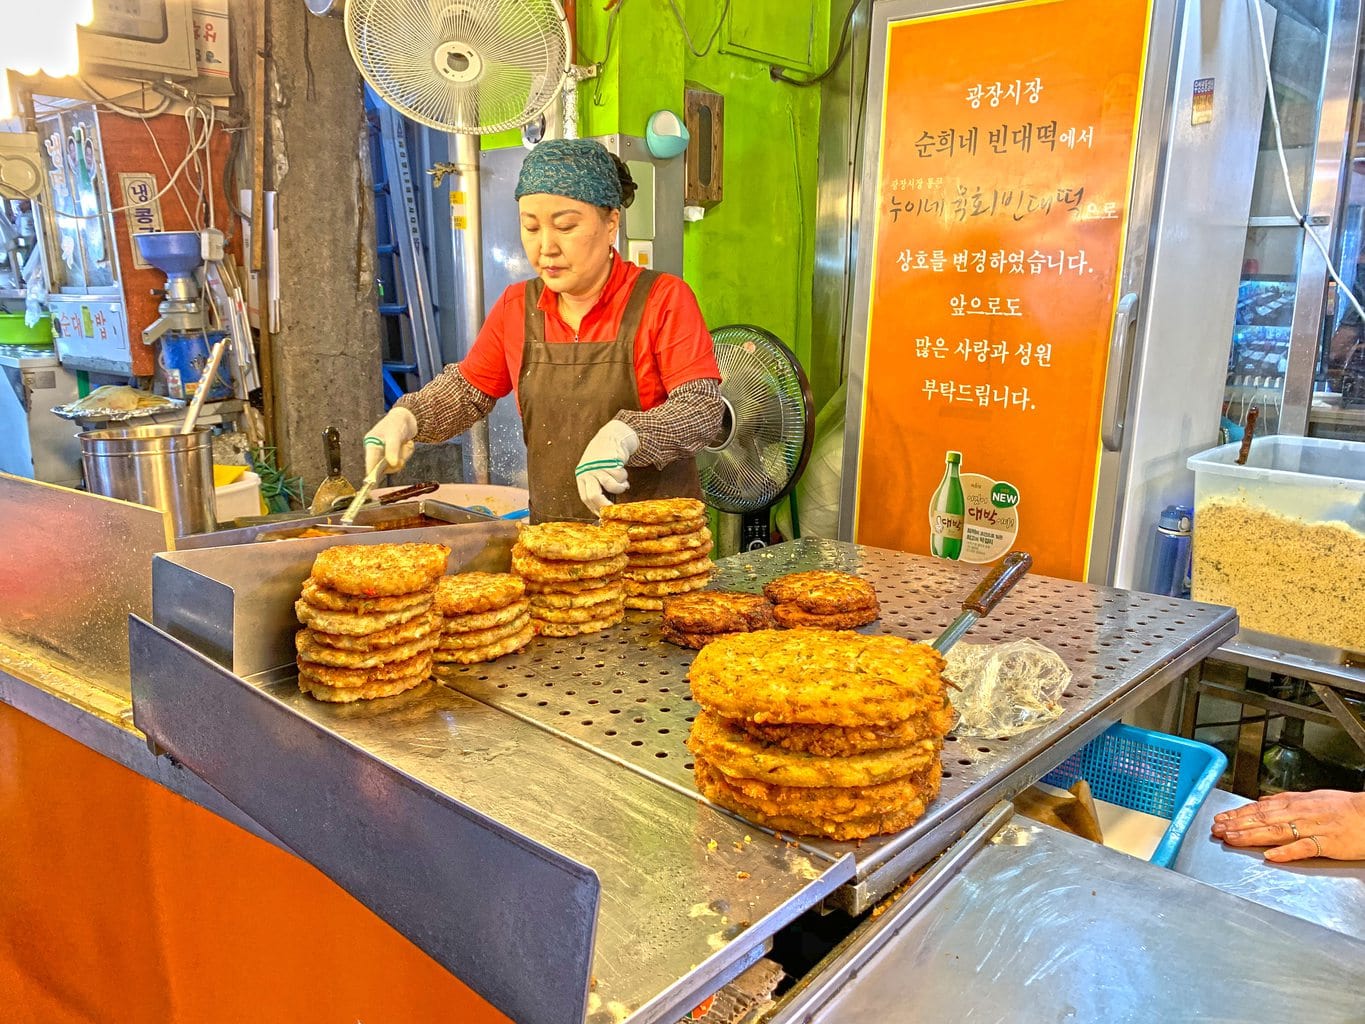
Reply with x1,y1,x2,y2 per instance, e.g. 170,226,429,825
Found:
839,0,1184,581
1098,0,1276,589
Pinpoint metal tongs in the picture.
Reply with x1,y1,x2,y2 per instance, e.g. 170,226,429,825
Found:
931,551,1033,655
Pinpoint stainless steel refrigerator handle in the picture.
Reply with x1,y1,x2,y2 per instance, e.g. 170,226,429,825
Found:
1101,292,1141,452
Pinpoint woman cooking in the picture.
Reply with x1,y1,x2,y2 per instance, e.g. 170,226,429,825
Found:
364,138,725,522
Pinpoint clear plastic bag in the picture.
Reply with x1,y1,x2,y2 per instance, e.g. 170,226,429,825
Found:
945,638,1072,738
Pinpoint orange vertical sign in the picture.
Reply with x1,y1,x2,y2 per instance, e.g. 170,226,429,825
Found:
854,0,1153,580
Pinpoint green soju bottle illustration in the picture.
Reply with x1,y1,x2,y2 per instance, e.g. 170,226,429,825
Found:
929,451,965,560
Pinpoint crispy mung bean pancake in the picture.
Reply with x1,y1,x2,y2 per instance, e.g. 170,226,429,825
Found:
625,596,665,611
534,609,625,636
600,497,707,524
442,598,530,633
306,610,439,650
296,650,434,686
739,702,955,757
772,602,880,630
688,629,946,726
628,527,713,555
297,672,429,703
295,629,436,668
432,624,533,663
529,585,623,610
663,592,776,634
295,598,433,636
301,579,432,614
437,614,531,649
518,521,629,561
434,572,525,615
626,571,714,598
698,757,943,822
661,624,740,649
532,600,626,624
627,516,707,541
512,546,628,582
763,571,878,615
310,542,450,597
623,556,715,582
627,542,715,567
695,760,936,840
688,711,940,788
522,575,616,595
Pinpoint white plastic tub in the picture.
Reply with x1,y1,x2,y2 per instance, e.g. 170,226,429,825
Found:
1187,436,1365,652
214,470,263,521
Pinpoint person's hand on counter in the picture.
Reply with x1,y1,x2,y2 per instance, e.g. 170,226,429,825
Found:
1212,789,1365,863
364,407,419,477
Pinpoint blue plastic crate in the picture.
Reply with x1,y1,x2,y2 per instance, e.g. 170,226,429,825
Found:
1040,723,1227,868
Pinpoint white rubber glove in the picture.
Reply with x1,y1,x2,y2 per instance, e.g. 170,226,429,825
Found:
575,420,639,515
364,406,418,477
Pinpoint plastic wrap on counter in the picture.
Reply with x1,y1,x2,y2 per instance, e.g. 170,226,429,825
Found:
945,638,1071,737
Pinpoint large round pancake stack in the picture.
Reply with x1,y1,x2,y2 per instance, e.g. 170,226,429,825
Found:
661,590,776,649
293,542,450,702
600,498,715,611
687,628,952,840
764,570,880,630
512,522,629,636
432,572,533,665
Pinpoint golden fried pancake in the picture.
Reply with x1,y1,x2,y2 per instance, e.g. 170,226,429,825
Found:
442,598,530,633
688,629,946,727
699,757,943,822
432,624,533,663
297,672,429,703
437,613,531,649
627,516,707,541
661,624,738,649
301,579,431,614
625,596,664,611
626,570,714,598
623,556,715,582
310,542,450,597
295,598,433,636
297,650,434,687
529,585,623,610
518,521,629,561
434,572,525,615
600,497,707,524
627,541,715,567
534,609,625,637
688,711,940,788
695,760,935,841
763,571,877,615
663,591,775,634
629,527,713,555
295,629,436,668
512,546,628,582
773,601,880,630
532,600,626,624
305,610,439,650
739,703,955,757
522,575,616,595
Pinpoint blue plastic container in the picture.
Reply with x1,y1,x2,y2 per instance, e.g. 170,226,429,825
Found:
1041,723,1226,868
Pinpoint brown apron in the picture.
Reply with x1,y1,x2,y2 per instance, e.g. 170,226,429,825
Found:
518,269,702,523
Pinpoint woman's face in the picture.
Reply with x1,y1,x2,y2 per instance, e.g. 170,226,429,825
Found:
518,194,619,299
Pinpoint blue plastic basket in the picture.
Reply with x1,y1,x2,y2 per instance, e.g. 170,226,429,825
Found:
1040,723,1227,868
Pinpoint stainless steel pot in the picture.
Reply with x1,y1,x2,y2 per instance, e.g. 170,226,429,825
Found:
78,424,217,536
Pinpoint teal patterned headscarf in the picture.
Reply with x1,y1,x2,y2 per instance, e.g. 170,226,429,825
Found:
514,138,622,209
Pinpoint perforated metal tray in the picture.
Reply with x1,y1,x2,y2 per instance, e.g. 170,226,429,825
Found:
441,538,1237,911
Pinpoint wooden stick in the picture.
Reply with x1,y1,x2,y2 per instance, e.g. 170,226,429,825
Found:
252,0,275,449
1236,406,1259,466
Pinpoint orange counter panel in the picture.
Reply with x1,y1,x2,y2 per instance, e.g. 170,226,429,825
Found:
0,701,510,1024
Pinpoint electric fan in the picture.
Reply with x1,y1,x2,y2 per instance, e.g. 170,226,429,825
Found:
344,0,571,134
699,325,815,553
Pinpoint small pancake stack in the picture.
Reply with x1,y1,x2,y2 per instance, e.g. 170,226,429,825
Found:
764,570,880,630
512,522,629,636
432,572,533,665
600,498,715,611
293,542,450,702
687,628,952,841
661,590,776,649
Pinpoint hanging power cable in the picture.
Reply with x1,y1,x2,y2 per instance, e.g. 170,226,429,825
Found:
771,0,868,86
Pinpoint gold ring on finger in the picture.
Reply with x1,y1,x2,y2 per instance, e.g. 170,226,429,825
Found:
1288,821,1301,840
1311,835,1323,858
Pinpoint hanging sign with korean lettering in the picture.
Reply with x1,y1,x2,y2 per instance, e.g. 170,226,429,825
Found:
851,0,1152,579
119,172,164,270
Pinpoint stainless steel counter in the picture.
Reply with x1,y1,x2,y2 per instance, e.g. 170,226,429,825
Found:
772,814,1365,1023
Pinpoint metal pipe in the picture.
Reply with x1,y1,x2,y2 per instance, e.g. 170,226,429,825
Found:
449,132,490,483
